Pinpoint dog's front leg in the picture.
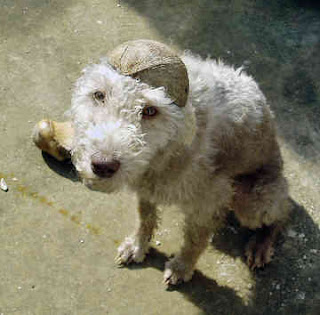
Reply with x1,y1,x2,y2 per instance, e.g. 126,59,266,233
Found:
116,198,158,265
164,213,214,285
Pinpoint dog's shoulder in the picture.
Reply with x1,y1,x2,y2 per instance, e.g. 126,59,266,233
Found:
182,53,269,127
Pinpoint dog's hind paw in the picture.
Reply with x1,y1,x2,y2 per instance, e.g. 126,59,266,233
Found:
245,224,281,270
115,236,149,265
245,233,275,270
163,257,194,286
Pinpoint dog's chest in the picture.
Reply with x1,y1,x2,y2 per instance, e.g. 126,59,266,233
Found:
138,171,182,205
137,160,202,206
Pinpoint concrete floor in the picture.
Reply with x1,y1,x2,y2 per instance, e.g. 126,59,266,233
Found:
0,0,319,314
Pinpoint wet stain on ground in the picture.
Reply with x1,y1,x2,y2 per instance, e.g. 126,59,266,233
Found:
0,172,102,235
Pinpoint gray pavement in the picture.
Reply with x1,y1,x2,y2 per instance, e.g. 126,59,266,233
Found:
0,1,319,314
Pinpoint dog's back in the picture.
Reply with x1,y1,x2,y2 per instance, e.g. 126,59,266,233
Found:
183,54,282,178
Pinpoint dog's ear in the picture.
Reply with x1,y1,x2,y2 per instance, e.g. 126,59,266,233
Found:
108,39,189,108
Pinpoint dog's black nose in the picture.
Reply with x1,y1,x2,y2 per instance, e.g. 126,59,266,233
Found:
91,158,120,178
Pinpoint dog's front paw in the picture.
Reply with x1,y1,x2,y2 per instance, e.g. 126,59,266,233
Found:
115,236,149,265
163,256,194,286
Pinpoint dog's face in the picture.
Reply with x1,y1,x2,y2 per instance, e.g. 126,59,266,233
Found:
69,60,195,193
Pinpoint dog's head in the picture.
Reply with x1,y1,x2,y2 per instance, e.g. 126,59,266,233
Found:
68,40,196,192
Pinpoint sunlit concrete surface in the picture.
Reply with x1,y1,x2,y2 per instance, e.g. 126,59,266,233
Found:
0,0,319,314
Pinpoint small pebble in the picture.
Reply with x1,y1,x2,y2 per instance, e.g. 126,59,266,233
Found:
0,178,8,192
97,20,103,24
275,284,281,290
155,240,161,246
17,286,22,290
107,288,112,292
79,239,85,244
247,283,253,290
12,177,18,181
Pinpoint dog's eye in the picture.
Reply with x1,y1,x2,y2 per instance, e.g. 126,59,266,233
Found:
142,106,158,118
93,91,105,102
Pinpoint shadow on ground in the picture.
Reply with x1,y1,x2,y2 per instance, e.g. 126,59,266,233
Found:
123,200,320,315
42,152,78,182
122,0,320,161
211,199,320,315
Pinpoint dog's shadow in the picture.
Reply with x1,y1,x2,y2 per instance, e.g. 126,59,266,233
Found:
129,248,250,314
42,152,79,182
126,200,320,315
211,200,320,314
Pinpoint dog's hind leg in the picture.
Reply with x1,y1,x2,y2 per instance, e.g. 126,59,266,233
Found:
116,198,158,265
32,120,74,161
232,169,290,270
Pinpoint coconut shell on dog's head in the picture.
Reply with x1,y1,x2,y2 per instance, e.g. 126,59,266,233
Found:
107,39,189,108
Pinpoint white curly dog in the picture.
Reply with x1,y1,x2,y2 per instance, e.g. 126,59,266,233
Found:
33,40,289,285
